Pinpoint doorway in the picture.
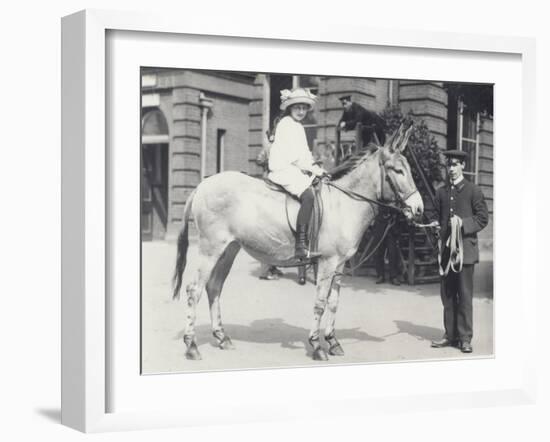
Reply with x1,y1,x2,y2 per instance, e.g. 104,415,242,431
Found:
141,144,168,240
141,108,170,240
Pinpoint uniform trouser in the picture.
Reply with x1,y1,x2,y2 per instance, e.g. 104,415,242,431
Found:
440,264,474,344
375,229,399,279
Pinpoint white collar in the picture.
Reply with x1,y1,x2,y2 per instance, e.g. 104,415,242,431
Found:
452,176,464,186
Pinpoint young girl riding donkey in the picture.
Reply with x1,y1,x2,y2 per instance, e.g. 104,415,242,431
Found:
268,88,330,262
172,88,424,361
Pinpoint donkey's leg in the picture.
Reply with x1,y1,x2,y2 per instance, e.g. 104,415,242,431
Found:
309,257,339,361
324,263,345,356
183,246,225,360
206,241,241,350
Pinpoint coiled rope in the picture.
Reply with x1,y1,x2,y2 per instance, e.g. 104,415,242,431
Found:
439,215,463,276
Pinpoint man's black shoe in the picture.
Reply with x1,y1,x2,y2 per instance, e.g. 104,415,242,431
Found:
375,276,385,284
431,338,457,348
390,278,401,286
460,342,473,353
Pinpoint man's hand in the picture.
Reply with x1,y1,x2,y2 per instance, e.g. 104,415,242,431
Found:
338,121,346,130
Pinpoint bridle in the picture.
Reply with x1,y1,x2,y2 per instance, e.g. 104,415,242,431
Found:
327,154,419,216
380,157,420,212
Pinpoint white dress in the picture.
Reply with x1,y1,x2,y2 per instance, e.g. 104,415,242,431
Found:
268,116,324,197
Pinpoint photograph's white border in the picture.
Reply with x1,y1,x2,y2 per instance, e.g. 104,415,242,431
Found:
61,9,537,433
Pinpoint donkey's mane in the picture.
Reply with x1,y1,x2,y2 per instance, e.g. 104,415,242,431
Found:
328,119,412,181
329,146,379,181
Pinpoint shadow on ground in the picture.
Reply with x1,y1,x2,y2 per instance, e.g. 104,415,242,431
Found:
176,318,384,354
383,320,443,342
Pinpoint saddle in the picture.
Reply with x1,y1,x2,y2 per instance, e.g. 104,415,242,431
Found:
263,177,323,255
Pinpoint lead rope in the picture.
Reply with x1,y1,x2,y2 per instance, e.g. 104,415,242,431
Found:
324,215,394,289
326,181,401,213
439,215,463,276
343,215,396,276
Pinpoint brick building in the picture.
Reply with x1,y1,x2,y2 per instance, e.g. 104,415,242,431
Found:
141,69,493,251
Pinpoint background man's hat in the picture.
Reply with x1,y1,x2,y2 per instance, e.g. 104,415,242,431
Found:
280,88,317,111
443,149,468,161
338,95,352,102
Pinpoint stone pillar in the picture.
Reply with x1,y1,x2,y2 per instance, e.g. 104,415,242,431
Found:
167,86,201,237
477,116,493,269
248,74,266,178
478,117,494,214
398,81,448,149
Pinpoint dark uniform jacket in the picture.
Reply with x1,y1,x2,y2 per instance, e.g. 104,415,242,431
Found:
339,103,387,140
434,178,489,264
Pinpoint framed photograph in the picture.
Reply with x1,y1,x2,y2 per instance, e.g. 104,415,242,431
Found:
62,9,536,433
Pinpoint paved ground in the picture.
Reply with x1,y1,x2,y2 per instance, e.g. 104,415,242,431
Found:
141,239,494,374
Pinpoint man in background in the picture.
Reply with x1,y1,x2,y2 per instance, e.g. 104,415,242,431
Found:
337,95,387,150
373,207,402,286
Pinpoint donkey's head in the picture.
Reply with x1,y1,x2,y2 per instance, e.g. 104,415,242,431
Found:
378,120,424,221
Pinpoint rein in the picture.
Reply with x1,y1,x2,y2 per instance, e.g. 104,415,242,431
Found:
343,215,396,275
326,181,401,212
326,156,418,276
326,158,417,215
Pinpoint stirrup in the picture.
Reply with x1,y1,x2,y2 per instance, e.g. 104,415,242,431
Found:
306,251,322,260
295,250,321,261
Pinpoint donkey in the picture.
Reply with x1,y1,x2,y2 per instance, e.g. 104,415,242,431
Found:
172,120,423,361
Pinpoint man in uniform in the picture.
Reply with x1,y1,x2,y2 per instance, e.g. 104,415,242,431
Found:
336,95,387,150
431,150,489,353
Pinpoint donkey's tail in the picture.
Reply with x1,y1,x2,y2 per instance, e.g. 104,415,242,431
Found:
172,189,197,300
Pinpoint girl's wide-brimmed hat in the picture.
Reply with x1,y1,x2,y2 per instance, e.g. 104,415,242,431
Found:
280,88,317,111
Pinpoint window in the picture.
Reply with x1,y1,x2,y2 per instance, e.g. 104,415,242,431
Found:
458,100,480,182
142,108,169,144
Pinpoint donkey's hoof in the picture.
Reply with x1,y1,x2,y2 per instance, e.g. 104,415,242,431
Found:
213,330,235,350
312,347,329,361
185,345,202,360
218,336,235,350
326,335,345,356
328,343,345,356
183,335,201,360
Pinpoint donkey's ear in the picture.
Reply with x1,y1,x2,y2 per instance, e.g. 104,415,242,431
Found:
388,119,411,153
386,125,402,153
397,121,414,153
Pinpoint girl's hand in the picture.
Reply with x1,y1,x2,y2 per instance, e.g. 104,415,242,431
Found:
313,168,326,177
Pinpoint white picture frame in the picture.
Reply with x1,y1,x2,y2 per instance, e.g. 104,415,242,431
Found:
61,9,537,433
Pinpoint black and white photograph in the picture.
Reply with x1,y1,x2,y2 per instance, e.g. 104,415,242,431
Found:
140,69,494,373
